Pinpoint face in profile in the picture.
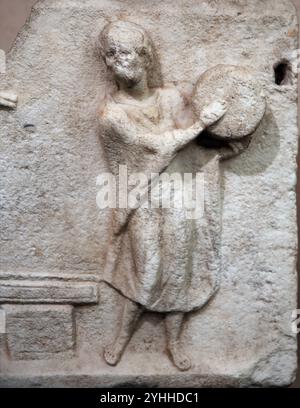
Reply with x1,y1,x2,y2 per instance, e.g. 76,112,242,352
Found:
100,22,153,86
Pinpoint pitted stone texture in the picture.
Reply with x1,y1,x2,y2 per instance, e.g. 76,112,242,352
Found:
0,0,298,387
3,305,74,360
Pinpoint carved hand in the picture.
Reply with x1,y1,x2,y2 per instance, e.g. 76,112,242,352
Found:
0,91,18,109
163,100,227,154
200,100,227,128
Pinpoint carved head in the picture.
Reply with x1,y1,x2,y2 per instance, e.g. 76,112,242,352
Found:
98,21,155,86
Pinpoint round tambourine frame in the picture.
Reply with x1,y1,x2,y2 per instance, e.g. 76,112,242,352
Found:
192,65,266,140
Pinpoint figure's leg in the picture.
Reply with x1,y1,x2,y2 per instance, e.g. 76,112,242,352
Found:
104,297,143,366
165,312,191,371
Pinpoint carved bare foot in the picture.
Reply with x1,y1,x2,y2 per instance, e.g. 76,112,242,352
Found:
201,100,227,128
0,91,18,109
103,342,124,366
168,342,191,371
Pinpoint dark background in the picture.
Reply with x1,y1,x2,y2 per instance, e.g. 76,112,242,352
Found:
0,0,299,388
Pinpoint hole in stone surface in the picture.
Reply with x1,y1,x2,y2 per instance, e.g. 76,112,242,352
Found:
274,60,293,85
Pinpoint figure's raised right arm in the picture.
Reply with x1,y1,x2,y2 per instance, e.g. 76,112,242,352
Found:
141,100,227,156
98,99,227,156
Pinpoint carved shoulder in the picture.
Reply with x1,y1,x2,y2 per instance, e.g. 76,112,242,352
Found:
98,99,121,127
98,98,136,143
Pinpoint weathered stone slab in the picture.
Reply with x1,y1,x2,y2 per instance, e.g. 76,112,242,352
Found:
0,273,99,304
2,305,74,360
0,282,98,304
0,0,298,387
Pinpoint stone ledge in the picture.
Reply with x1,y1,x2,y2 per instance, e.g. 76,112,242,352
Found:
0,272,99,304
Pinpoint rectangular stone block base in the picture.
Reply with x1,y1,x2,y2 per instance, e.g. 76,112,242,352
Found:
2,305,75,360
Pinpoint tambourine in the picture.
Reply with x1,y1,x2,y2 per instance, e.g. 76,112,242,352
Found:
193,65,266,140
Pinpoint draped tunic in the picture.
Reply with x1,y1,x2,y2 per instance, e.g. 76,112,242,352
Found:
99,85,222,313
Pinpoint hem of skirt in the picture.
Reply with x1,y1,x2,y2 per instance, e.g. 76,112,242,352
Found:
100,279,219,313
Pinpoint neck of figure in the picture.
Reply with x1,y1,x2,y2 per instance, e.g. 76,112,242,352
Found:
117,73,151,101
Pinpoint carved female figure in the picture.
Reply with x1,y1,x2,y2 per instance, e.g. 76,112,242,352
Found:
98,21,229,371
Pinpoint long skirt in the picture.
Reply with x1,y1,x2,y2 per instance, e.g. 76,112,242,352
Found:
102,151,221,313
